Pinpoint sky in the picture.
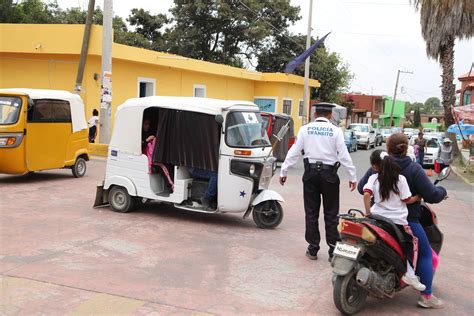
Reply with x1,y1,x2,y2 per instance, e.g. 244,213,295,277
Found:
55,0,473,104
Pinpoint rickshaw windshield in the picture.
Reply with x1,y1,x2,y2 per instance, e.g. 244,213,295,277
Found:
0,96,22,125
226,111,271,148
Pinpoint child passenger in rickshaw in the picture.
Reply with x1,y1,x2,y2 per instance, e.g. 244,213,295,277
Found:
141,118,155,153
142,117,174,192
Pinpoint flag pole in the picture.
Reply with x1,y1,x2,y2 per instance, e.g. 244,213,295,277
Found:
303,0,313,126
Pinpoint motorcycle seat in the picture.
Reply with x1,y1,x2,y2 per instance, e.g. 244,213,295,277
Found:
367,214,408,247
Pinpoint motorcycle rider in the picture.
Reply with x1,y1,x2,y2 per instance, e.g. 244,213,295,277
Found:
358,133,447,309
363,149,425,291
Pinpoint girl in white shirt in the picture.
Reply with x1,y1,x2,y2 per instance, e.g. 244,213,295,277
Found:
363,150,425,291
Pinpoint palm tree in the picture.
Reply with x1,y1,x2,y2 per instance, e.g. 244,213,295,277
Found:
411,0,474,127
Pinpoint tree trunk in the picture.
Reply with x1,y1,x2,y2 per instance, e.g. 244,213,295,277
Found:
439,36,456,128
439,36,460,156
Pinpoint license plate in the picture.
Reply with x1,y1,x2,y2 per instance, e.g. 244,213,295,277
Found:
334,242,360,260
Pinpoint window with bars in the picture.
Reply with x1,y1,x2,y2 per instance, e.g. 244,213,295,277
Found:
299,100,304,116
283,99,292,115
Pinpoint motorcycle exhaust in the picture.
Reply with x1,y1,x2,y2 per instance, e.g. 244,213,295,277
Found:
356,267,395,298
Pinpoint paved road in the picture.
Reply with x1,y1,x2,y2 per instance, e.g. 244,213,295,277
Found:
1,148,473,315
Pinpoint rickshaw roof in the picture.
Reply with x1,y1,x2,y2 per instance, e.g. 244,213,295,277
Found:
118,96,258,115
0,88,79,100
0,88,87,133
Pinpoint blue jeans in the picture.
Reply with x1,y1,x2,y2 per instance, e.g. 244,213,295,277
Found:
416,151,424,166
409,221,433,295
188,168,217,200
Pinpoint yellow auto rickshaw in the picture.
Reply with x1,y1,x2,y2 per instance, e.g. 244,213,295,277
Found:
0,89,89,177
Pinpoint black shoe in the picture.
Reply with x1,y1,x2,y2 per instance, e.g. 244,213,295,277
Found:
328,255,334,263
306,248,318,260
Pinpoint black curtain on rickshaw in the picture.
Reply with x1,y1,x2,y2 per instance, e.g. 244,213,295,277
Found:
152,109,220,172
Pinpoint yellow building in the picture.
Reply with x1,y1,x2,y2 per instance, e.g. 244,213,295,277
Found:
0,24,319,135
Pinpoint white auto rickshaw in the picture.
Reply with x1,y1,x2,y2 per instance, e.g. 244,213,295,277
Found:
94,96,285,229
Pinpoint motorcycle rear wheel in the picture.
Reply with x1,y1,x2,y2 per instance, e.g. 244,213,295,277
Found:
333,269,368,315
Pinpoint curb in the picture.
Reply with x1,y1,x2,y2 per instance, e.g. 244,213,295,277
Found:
450,165,474,186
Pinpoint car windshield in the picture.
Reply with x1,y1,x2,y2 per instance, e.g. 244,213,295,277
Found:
0,96,22,125
426,138,439,148
226,111,271,148
381,129,391,134
350,125,368,132
344,131,352,140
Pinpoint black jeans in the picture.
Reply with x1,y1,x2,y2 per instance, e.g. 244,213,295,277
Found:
303,169,340,255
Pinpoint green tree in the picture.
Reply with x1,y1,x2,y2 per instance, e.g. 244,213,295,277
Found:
411,0,474,127
0,0,59,23
162,0,300,66
0,1,151,49
127,8,168,50
256,33,353,103
423,96,441,114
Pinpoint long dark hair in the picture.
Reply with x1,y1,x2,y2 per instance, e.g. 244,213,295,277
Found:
370,149,400,201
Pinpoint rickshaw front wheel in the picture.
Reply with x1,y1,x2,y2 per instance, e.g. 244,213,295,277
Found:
253,201,283,229
109,186,135,213
72,157,87,178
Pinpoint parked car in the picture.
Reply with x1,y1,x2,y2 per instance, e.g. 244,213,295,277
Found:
374,128,383,146
403,128,417,139
391,127,403,134
348,123,376,150
344,130,358,152
408,134,442,166
380,128,392,143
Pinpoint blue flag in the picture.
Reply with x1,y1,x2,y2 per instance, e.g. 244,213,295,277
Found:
284,32,331,74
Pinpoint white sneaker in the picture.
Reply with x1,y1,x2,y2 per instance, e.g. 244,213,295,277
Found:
402,273,426,291
418,294,444,309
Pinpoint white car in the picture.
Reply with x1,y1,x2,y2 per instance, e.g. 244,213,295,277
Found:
408,135,442,166
348,123,376,150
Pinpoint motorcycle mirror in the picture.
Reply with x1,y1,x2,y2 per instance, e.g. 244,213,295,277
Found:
436,167,451,183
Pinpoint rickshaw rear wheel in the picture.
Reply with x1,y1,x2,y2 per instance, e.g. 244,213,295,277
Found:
253,201,283,229
72,157,87,178
109,186,135,213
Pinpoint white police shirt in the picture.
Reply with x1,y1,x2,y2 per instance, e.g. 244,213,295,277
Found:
280,117,357,182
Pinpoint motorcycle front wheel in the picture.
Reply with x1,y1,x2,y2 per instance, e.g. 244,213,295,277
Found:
333,269,368,315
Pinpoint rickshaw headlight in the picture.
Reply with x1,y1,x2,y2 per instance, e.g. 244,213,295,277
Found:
249,164,256,175
0,135,22,148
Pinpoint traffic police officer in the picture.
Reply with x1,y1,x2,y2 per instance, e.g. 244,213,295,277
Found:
280,103,357,261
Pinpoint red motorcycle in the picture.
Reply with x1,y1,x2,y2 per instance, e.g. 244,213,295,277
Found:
331,169,448,314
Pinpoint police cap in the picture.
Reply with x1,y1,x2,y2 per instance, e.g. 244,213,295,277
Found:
313,102,336,111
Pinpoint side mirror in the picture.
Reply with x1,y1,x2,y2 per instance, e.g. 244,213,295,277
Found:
215,114,224,125
276,123,289,140
370,130,375,134
435,166,451,184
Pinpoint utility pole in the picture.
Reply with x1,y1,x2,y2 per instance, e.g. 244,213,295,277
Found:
74,0,95,93
389,70,413,127
303,0,313,125
99,0,113,144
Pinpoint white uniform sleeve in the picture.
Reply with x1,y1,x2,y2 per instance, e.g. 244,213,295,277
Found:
399,175,412,201
280,127,305,177
335,129,357,182
362,174,376,195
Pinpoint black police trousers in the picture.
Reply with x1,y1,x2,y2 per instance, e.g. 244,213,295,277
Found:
303,168,341,255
